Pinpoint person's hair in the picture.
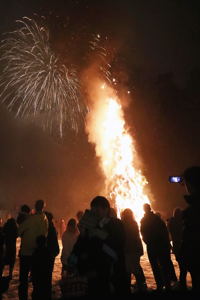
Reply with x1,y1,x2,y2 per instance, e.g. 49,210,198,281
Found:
67,218,77,232
90,196,110,210
143,203,151,213
20,204,31,214
121,208,135,221
5,217,16,227
35,199,45,212
183,166,200,190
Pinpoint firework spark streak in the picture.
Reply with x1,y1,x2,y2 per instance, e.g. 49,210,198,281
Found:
0,17,86,136
89,34,111,83
86,80,150,222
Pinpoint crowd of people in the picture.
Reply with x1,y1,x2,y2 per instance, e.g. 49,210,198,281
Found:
0,165,200,299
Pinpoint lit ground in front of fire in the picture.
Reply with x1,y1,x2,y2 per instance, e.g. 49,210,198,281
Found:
1,239,192,299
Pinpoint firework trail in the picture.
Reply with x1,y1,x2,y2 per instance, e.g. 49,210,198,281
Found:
0,17,86,136
88,33,111,83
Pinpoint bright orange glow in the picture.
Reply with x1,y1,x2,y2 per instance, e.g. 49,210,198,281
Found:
86,81,150,222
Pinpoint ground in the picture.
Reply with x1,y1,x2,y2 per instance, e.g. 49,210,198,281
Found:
1,239,192,299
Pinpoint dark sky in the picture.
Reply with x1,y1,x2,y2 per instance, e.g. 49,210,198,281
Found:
0,0,200,76
0,0,200,219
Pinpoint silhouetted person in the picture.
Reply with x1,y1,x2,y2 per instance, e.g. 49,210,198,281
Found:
70,196,128,297
32,235,49,300
0,221,10,298
2,218,18,279
156,211,178,284
121,208,147,292
76,210,84,222
180,166,200,291
167,208,187,289
45,211,60,300
18,199,48,300
0,225,4,281
61,218,79,277
17,205,31,225
140,203,174,291
0,276,9,299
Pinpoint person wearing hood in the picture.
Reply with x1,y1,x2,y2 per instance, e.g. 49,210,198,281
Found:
181,166,200,292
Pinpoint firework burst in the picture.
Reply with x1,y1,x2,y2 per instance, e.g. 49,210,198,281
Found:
0,16,86,136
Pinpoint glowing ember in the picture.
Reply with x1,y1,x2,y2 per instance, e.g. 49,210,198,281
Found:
86,81,150,222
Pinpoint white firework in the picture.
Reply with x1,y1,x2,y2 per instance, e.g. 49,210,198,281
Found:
0,16,87,137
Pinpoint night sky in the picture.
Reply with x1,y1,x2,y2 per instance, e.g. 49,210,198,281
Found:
0,0,200,219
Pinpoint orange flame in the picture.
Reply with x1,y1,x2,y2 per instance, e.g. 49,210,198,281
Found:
86,81,150,222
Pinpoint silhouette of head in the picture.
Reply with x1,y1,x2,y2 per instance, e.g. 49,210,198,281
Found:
67,218,77,232
121,208,134,222
183,166,200,195
21,204,31,214
173,207,182,218
143,203,151,213
5,218,16,227
35,199,45,212
90,196,110,219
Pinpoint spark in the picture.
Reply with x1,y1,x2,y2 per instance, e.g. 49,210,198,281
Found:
89,33,111,84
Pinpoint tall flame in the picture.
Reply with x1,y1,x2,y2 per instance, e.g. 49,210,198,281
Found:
86,80,150,222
